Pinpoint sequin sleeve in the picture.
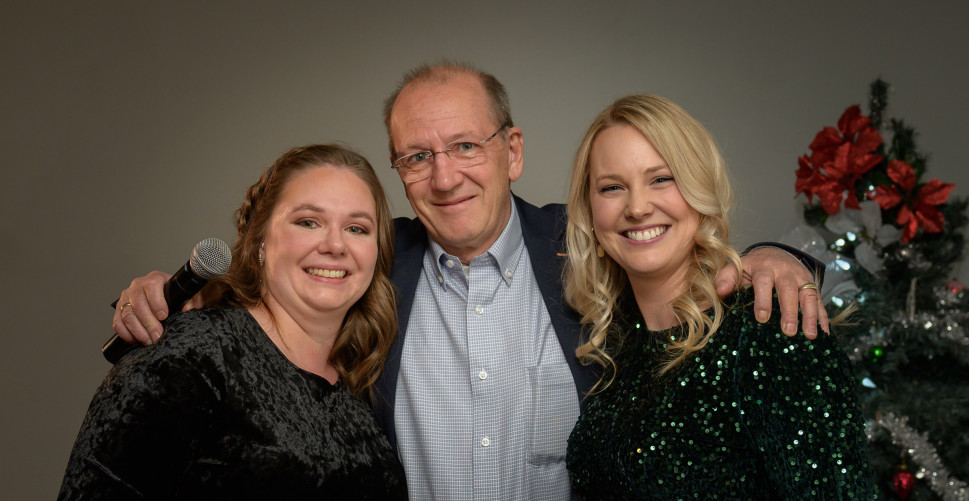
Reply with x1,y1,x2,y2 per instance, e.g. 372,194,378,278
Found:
734,301,876,499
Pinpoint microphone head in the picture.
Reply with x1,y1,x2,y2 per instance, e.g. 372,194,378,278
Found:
189,238,232,280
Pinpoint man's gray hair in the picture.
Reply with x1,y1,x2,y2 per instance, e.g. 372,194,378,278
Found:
382,60,514,157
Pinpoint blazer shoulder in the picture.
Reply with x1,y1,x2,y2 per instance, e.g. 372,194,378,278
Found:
393,216,428,251
513,195,567,234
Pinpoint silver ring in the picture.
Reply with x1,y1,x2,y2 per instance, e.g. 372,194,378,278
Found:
798,282,819,291
120,302,133,314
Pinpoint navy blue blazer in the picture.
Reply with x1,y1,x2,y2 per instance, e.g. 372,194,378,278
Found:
373,195,601,450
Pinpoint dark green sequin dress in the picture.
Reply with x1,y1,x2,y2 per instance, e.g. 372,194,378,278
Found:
567,288,876,500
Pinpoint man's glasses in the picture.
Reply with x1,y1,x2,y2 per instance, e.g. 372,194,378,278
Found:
391,124,510,183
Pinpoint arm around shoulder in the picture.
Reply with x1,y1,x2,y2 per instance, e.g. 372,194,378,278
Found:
743,242,825,285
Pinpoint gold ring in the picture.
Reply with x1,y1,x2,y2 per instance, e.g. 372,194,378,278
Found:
120,302,133,314
798,282,819,291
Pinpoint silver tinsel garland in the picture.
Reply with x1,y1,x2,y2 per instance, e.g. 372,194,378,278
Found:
870,412,968,501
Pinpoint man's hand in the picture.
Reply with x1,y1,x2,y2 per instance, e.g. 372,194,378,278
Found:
715,247,829,339
112,271,204,345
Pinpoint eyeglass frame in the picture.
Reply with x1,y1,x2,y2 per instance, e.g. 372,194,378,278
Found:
390,123,512,176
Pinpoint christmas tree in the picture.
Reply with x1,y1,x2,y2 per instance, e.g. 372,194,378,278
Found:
783,79,969,501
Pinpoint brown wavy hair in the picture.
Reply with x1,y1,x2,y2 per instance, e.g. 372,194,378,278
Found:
200,144,397,399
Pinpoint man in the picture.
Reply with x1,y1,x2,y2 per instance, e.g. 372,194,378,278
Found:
113,62,825,500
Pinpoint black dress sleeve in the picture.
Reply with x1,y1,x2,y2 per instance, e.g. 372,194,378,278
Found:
58,313,225,500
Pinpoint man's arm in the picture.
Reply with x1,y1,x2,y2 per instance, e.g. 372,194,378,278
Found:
718,244,828,339
113,243,828,346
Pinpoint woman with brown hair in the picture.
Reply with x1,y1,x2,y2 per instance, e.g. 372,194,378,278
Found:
60,145,406,499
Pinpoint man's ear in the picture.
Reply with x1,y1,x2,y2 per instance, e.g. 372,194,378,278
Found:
506,126,524,182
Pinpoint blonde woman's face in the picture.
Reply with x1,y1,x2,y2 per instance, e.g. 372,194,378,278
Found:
588,125,700,285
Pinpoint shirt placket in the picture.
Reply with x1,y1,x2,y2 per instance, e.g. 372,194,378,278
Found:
466,257,501,499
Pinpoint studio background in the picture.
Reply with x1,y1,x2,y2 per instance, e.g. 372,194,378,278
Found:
2,2,966,497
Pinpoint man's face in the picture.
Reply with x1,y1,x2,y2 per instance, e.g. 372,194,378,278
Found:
389,73,523,264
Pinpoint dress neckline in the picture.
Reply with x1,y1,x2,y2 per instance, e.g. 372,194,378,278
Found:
241,308,340,389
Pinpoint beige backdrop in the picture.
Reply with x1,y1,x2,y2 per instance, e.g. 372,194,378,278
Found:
3,1,967,497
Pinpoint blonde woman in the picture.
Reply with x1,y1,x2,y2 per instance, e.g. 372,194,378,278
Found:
564,95,875,499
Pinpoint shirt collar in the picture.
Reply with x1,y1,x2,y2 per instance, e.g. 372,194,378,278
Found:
425,198,524,286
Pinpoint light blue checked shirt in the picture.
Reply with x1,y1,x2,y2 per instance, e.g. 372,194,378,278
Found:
394,200,580,500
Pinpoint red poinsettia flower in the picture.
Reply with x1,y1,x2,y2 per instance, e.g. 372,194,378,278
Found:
869,159,956,242
795,105,884,214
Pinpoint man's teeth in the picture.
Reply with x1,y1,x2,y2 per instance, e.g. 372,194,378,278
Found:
306,268,346,278
625,226,668,241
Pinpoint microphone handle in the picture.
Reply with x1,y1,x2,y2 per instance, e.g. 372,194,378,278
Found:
101,262,206,364
101,328,139,364
163,262,208,310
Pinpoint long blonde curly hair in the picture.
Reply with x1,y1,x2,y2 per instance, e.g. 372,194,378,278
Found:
564,94,742,392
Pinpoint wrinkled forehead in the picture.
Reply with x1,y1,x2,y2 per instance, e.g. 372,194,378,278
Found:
389,79,496,150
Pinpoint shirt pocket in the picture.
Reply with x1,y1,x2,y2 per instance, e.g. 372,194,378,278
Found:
526,362,579,466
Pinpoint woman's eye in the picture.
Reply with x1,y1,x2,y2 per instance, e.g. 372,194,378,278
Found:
599,185,622,193
297,219,318,228
654,176,674,185
347,225,369,235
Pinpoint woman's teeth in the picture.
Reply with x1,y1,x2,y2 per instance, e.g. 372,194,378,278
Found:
306,268,346,278
625,226,667,241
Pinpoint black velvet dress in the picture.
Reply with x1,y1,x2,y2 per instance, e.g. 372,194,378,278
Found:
59,308,406,500
567,289,876,500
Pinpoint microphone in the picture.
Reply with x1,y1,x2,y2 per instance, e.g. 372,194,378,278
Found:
102,238,232,364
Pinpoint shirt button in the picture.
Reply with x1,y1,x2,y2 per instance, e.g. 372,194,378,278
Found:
445,259,455,268
478,370,488,380
437,274,444,284
481,437,490,447
474,305,484,315
505,269,513,278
